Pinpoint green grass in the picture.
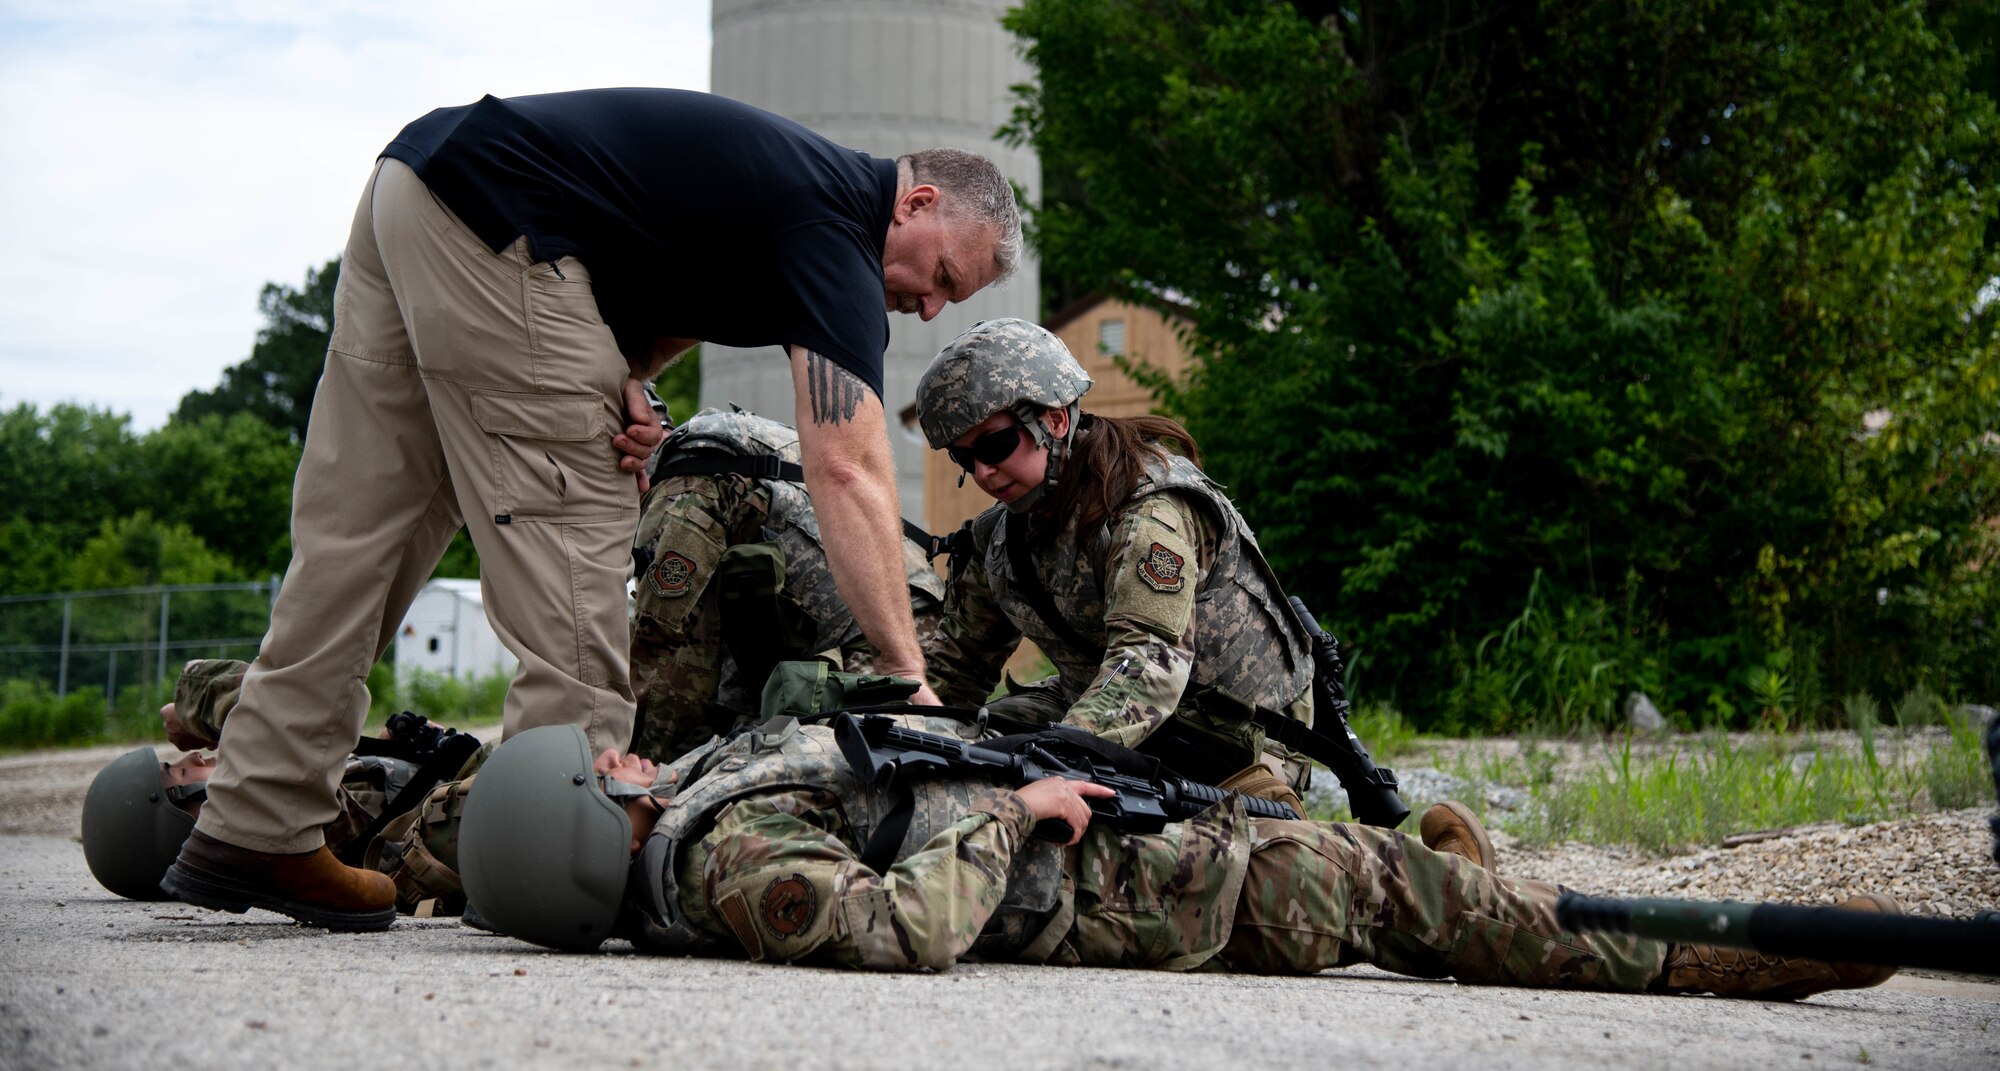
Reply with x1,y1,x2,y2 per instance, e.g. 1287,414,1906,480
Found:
1348,700,1419,762
1504,721,1991,855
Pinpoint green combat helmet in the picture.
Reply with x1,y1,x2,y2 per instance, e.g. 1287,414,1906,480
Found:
457,725,633,952
81,747,196,901
915,318,1093,512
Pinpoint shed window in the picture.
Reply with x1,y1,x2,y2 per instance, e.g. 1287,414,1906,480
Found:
1098,318,1126,357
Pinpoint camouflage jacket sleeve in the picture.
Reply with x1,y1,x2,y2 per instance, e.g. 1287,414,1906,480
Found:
1060,493,1213,750
924,543,1023,707
174,658,250,747
633,473,769,627
683,785,1036,971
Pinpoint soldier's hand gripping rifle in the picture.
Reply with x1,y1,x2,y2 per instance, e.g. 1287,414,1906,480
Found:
832,712,1302,842
1556,714,2000,977
1282,597,1410,829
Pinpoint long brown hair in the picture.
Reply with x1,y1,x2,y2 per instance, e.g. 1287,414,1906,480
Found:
1036,412,1201,540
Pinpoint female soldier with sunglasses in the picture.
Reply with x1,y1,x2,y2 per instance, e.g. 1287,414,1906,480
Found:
914,319,1316,812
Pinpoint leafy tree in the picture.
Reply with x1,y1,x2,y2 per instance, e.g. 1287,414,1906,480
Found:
142,413,301,576
652,346,702,428
1006,0,2000,725
62,512,240,646
174,258,338,443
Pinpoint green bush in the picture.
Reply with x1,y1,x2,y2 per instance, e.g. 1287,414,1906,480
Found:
392,668,511,726
0,678,170,749
1442,571,1667,733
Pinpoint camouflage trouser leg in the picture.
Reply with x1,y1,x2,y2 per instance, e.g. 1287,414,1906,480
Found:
1217,820,1666,991
629,591,736,763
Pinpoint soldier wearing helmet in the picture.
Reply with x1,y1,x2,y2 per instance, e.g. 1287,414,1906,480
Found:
454,716,1898,1002
82,659,487,919
913,319,1315,809
630,407,944,762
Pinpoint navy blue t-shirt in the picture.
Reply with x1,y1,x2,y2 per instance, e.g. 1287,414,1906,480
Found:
382,89,897,397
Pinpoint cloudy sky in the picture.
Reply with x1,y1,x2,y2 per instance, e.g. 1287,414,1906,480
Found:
0,1,711,430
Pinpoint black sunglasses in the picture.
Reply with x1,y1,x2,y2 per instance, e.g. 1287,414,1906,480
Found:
946,422,1028,473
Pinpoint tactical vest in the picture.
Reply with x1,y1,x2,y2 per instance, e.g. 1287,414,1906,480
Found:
658,408,943,652
967,452,1314,718
627,714,1062,956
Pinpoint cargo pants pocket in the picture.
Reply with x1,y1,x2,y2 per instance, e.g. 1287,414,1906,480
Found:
469,389,626,523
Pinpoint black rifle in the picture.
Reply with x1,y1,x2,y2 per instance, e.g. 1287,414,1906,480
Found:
1557,714,2000,977
832,712,1302,843
1282,597,1410,829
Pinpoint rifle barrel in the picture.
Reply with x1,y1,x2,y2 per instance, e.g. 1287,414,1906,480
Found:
1557,892,2000,977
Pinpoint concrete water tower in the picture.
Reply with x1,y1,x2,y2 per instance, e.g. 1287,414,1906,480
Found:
702,0,1042,512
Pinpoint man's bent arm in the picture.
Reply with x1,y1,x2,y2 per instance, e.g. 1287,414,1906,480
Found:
788,345,938,703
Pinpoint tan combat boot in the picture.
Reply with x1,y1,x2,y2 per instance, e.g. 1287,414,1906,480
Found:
1420,800,1498,871
1652,893,1902,1000
162,829,397,931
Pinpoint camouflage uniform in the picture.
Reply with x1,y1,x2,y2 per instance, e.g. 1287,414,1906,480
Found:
628,719,1666,988
926,450,1315,788
630,408,944,762
170,658,487,915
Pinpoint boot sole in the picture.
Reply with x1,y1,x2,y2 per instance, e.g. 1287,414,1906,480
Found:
162,861,396,932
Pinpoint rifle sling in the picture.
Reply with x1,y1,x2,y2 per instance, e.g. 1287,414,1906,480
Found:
858,790,916,875
651,453,955,559
1250,706,1368,777
334,732,482,867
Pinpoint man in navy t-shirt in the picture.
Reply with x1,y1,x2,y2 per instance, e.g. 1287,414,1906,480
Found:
163,89,1021,932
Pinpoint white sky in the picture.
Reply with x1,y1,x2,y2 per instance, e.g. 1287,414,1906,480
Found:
0,1,711,431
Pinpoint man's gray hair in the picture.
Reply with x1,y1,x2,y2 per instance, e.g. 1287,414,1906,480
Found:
899,148,1023,284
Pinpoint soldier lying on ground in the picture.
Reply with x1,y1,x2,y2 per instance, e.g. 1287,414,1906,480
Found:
458,712,1899,1001
913,319,1328,816
82,659,488,917
630,407,944,762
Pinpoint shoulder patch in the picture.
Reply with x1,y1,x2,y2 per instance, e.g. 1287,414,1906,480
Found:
760,873,820,940
649,551,697,598
1138,542,1187,593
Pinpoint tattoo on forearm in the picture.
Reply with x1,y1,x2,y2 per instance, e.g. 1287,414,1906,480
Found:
805,350,864,426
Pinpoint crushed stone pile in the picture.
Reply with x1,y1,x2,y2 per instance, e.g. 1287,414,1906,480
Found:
1497,808,2000,920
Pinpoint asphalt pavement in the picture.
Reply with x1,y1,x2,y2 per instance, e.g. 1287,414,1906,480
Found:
3,832,1997,1071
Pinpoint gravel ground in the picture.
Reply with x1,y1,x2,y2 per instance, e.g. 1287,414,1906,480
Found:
1497,811,2000,919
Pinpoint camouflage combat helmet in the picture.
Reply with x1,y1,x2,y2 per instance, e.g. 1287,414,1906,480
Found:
915,318,1093,512
457,725,634,952
81,747,196,901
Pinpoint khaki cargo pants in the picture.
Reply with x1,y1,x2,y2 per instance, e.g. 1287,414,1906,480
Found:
201,158,637,854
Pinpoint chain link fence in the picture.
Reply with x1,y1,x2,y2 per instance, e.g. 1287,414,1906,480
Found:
0,582,279,739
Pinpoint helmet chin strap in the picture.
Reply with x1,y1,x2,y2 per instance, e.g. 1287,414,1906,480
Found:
1004,402,1081,514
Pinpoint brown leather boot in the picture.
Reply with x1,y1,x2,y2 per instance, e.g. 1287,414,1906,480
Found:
1420,800,1497,871
1652,893,1902,1000
162,828,397,931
